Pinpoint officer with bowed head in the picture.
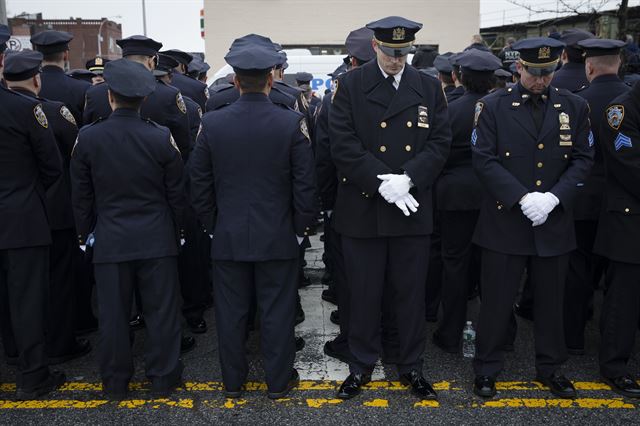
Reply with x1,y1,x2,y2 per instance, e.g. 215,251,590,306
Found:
471,37,594,399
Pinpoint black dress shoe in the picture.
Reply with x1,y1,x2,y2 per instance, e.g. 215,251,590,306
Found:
321,271,333,285
400,370,437,400
323,340,352,363
536,373,576,399
129,314,145,330
268,369,299,399
103,387,128,401
299,275,312,288
432,332,459,354
187,318,207,334
330,310,340,325
321,289,337,305
604,375,640,398
224,388,242,398
295,336,305,352
337,373,371,399
16,370,66,400
180,336,196,354
473,375,496,398
49,338,92,365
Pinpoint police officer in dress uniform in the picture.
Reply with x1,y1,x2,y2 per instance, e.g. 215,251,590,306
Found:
551,29,594,92
189,39,316,399
70,59,185,399
316,27,375,364
0,31,67,400
86,57,110,85
30,30,91,126
330,16,451,400
3,51,92,364
161,49,209,110
564,39,630,355
434,53,455,98
471,37,594,399
594,79,640,399
432,49,502,353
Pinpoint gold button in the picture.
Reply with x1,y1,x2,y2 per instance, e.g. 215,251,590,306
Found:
405,145,412,152
380,145,387,152
536,180,542,186
625,208,630,213
380,122,387,128
304,232,308,236
505,152,510,157
342,177,347,182
538,143,544,150
305,227,310,231
407,121,413,128
537,162,543,168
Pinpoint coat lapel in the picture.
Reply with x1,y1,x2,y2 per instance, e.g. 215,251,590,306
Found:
538,88,562,141
362,61,393,109
381,66,423,121
509,85,537,139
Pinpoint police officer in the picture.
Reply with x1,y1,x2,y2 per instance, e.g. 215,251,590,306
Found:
564,39,630,355
30,30,91,126
316,26,375,364
71,59,185,399
433,49,502,353
551,29,594,92
68,69,97,84
161,49,209,110
330,16,451,400
3,50,92,364
594,79,640,399
471,37,594,399
0,33,66,400
86,56,110,84
84,36,191,159
433,53,455,98
189,38,316,399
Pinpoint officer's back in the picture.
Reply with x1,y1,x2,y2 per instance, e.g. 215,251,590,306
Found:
206,83,297,112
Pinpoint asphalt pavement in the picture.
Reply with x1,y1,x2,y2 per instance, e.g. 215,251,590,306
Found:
1,234,639,425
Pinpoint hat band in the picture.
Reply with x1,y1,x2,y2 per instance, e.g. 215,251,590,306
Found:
518,58,559,68
374,38,413,49
88,66,104,72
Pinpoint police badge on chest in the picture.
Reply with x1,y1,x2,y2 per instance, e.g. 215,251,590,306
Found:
558,112,572,146
417,106,429,128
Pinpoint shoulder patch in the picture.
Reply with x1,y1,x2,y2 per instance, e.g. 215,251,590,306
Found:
300,94,309,110
473,102,484,127
197,106,203,118
204,87,210,99
169,134,180,153
60,105,77,126
293,99,300,112
176,93,187,114
331,80,339,104
34,104,48,128
300,119,310,142
606,105,625,130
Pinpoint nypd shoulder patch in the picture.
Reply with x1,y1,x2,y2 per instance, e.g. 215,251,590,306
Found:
60,105,77,126
300,119,310,142
176,93,187,114
607,105,625,130
34,104,48,128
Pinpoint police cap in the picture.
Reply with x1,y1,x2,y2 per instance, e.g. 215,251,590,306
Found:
295,72,313,83
560,29,595,47
224,44,281,74
116,35,163,57
3,50,43,81
31,30,73,54
104,58,156,98
345,27,375,62
366,16,423,57
154,53,179,76
494,68,512,79
161,49,193,66
513,37,565,76
455,49,502,72
433,53,454,73
577,38,626,58
68,68,97,83
86,57,110,74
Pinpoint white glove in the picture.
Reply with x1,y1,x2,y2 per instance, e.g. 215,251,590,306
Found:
296,236,304,245
520,192,559,227
377,173,413,203
394,193,420,216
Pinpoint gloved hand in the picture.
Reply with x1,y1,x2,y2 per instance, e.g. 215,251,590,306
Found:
520,192,559,227
394,193,420,216
296,236,304,245
377,173,413,203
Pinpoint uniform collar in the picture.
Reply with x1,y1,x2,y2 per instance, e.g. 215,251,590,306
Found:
590,74,622,85
111,108,141,118
378,63,405,87
237,92,272,103
41,65,66,74
517,82,549,103
9,87,38,98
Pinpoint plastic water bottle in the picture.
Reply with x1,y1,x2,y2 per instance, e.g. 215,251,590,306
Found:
462,321,476,358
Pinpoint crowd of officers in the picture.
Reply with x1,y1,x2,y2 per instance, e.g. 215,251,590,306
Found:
1,15,640,403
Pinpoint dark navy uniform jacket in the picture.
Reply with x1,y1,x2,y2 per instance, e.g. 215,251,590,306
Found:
551,62,589,92
83,81,191,158
329,61,452,238
70,108,186,264
39,65,90,127
183,95,202,146
190,93,317,262
574,74,630,221
205,83,297,112
0,86,62,250
447,86,465,103
315,93,337,211
594,82,640,264
471,84,594,256
171,72,208,111
437,91,485,211
13,88,78,231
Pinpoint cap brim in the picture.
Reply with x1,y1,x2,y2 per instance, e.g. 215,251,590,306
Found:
378,44,412,58
524,65,556,76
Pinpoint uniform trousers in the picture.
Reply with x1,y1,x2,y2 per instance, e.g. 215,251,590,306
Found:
599,261,640,378
0,246,51,388
94,257,182,393
326,216,351,355
213,259,298,392
425,209,443,320
474,249,569,378
342,235,430,375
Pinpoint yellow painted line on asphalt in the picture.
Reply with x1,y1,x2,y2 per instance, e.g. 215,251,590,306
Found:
306,398,343,408
413,400,440,408
476,398,635,409
363,399,389,407
118,399,194,409
0,400,109,409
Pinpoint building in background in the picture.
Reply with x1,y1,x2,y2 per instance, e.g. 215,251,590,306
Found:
203,0,480,72
8,13,122,70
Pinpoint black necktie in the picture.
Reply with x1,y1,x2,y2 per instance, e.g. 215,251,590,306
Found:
530,95,544,134
386,75,396,89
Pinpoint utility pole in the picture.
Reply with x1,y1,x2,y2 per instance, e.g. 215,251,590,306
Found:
0,0,7,25
142,0,147,36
